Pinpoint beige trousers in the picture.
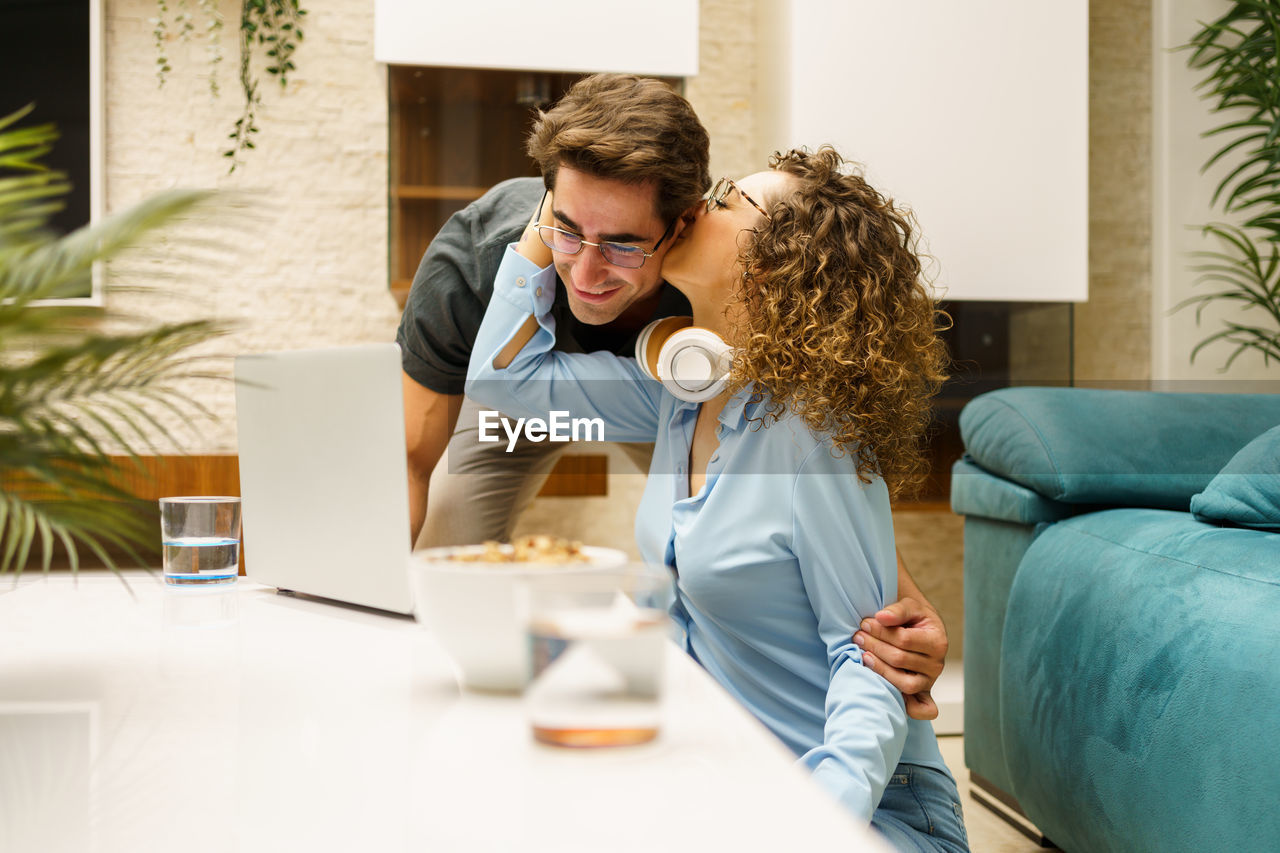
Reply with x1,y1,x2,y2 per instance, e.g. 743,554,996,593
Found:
417,395,652,549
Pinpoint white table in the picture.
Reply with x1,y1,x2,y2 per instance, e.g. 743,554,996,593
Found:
0,573,891,852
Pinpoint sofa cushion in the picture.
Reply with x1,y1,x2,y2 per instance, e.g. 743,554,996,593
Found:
1191,425,1280,530
999,508,1280,852
959,388,1280,510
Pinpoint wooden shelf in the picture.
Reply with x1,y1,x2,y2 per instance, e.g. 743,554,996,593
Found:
387,68,679,292
393,185,489,201
387,67,593,292
3,452,610,570
890,499,953,513
391,280,412,310
537,453,608,497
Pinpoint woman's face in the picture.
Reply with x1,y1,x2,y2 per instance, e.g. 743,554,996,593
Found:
661,170,794,297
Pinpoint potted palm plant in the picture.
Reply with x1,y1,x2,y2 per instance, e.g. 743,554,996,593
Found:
1,105,227,576
1178,2,1280,369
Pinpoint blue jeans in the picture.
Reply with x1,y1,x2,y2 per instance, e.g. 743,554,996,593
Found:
871,763,970,853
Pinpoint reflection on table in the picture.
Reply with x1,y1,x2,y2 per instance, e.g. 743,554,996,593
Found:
0,573,891,852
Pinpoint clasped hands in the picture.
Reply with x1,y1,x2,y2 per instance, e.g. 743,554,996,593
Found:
855,596,948,721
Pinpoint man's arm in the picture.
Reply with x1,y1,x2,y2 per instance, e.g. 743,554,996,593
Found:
853,550,949,721
403,373,462,546
397,181,550,547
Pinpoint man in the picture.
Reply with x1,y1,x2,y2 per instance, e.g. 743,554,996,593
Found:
397,73,946,718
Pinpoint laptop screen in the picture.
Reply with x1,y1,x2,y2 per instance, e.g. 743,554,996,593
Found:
234,344,414,614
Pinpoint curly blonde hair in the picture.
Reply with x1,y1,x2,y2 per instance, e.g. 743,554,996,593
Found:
729,147,950,499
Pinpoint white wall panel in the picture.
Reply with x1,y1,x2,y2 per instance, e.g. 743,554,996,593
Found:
756,0,1088,302
374,0,699,76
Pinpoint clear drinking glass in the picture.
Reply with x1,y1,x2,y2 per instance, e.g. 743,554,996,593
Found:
158,496,242,586
523,563,674,748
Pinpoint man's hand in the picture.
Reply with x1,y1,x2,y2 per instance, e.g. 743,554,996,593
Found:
854,596,948,721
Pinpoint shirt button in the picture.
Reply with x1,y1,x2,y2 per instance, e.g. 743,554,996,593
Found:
516,277,526,287
535,286,543,297
710,454,719,463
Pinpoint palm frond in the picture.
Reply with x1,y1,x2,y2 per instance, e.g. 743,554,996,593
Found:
1,106,235,576
1176,3,1280,366
1174,222,1280,370
1184,4,1280,246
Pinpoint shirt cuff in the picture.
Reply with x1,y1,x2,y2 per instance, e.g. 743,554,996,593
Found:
493,244,557,317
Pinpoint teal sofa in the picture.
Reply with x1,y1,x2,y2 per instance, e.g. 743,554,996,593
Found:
951,387,1280,852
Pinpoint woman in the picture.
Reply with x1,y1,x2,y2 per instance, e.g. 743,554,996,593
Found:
466,147,967,852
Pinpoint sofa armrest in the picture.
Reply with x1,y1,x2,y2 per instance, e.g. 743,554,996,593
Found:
959,387,1280,510
950,457,1079,524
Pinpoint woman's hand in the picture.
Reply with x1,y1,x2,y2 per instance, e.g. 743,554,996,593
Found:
517,190,555,268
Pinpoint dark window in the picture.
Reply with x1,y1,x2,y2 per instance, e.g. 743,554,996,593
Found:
1,0,94,297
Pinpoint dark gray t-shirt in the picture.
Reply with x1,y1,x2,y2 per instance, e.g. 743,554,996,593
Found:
396,177,690,395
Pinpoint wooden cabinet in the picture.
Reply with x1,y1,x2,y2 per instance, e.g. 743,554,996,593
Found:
388,67,587,308
387,67,683,307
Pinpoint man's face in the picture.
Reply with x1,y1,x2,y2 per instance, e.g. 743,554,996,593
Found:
549,167,674,325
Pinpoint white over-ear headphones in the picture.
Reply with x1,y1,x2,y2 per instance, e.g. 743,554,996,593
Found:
634,317,734,403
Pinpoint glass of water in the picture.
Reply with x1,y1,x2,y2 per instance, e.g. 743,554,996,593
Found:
159,497,242,586
523,563,674,748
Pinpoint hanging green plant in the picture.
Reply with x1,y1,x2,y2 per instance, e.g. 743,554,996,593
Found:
153,0,306,172
1177,1,1280,370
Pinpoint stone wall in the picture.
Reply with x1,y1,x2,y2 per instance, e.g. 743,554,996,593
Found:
685,0,759,183
103,0,397,453
1077,0,1153,382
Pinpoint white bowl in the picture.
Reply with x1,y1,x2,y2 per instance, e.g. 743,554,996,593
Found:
408,544,627,691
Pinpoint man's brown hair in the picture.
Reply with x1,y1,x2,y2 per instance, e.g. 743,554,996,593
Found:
527,74,711,225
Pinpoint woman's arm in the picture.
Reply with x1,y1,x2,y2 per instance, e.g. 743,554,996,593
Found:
464,245,664,443
488,191,555,368
790,447,908,822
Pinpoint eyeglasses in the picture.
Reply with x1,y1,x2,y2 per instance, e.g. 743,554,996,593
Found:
535,223,674,269
706,177,771,220
533,192,676,270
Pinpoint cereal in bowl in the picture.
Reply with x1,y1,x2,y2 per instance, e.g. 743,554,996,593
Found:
450,535,590,564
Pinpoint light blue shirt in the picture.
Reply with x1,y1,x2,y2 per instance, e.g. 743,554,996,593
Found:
466,247,949,821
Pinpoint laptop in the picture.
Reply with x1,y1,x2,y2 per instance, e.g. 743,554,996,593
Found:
234,343,415,614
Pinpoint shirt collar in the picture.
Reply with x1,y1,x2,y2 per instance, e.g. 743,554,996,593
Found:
671,384,765,431
719,385,764,433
